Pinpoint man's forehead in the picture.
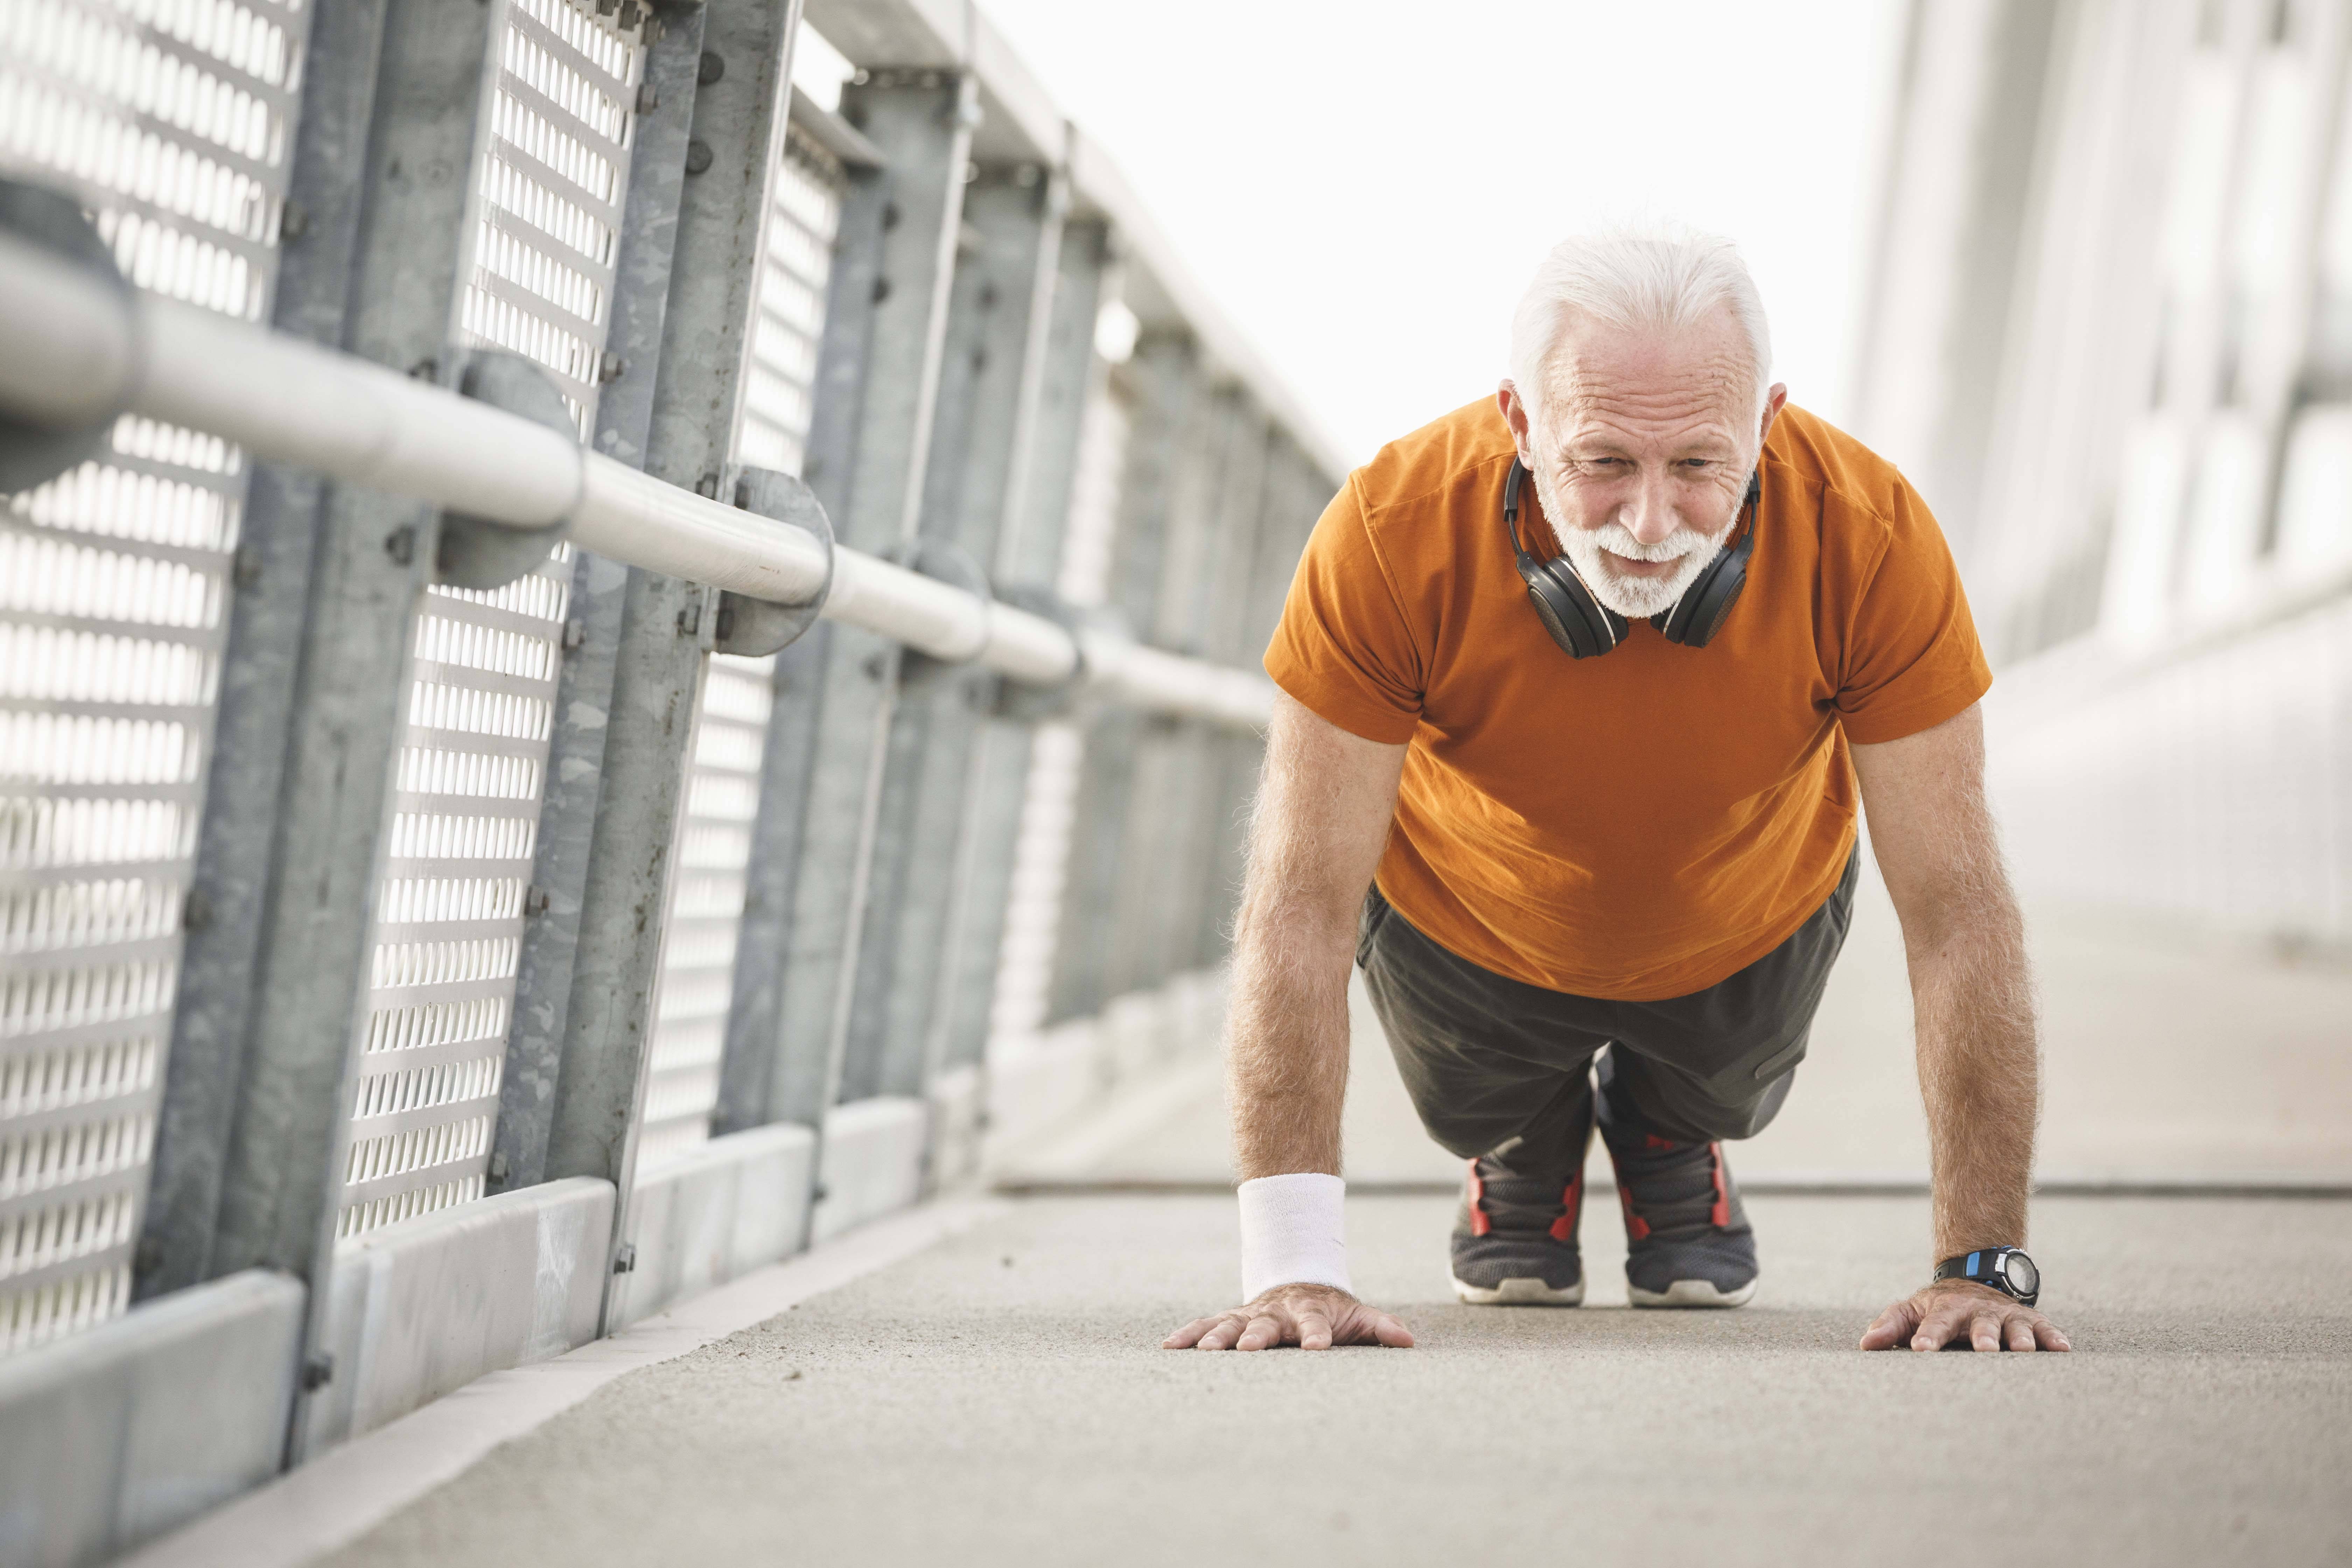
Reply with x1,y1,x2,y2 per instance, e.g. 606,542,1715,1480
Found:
1543,314,1752,433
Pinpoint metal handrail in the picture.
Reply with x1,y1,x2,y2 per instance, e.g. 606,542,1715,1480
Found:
0,229,1279,730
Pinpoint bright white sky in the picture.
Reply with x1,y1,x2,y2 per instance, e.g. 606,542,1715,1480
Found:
805,1,1904,465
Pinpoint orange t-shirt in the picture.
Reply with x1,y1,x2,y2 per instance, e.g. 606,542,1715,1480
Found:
1264,398,1991,1000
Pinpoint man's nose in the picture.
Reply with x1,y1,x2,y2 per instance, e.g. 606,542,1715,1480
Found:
1617,468,1680,546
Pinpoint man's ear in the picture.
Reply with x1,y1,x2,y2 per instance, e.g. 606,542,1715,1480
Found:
1758,382,1790,445
1497,380,1535,464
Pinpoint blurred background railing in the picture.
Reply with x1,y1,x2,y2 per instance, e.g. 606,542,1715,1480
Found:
1855,0,2352,947
0,0,1338,1554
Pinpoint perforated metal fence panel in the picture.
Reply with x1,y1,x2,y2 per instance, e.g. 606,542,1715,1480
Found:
338,0,645,1240
735,127,845,476
990,385,1129,1045
636,121,844,1168
635,652,770,1168
0,0,308,1353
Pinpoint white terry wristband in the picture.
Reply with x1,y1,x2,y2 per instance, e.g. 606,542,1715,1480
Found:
1237,1172,1350,1302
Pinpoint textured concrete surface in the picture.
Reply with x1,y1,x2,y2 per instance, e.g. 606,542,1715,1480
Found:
321,1192,2351,1568
287,892,2352,1568
1001,882,2352,1188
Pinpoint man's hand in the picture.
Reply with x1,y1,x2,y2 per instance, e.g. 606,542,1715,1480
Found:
1163,1283,1415,1352
1860,1279,2071,1352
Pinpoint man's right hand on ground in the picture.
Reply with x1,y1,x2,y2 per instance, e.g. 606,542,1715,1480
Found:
1162,1283,1415,1352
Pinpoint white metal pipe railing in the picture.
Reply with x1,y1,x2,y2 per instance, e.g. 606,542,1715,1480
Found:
0,229,1278,729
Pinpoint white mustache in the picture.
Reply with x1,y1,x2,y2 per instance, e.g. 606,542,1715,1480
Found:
1587,521,1719,563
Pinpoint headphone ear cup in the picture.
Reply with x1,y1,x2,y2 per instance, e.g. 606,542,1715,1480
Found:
1680,569,1746,647
1518,560,1614,657
1538,559,1625,657
1522,579,1591,656
1659,539,1751,648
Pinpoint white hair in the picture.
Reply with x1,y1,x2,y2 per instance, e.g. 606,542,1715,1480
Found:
1507,220,1773,421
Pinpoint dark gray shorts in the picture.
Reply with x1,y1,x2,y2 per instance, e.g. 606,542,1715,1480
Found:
1356,850,1860,1158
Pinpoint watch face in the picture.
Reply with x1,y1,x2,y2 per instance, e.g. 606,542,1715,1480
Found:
2002,1252,2039,1297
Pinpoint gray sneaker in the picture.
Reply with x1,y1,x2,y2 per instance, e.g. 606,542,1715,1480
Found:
1605,1130,1758,1308
1448,1117,1592,1306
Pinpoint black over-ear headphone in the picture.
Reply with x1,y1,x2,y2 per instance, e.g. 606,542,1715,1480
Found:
1503,461,1760,659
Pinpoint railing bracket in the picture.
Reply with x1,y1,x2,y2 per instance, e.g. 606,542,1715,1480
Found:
0,179,136,495
434,350,576,590
716,468,837,655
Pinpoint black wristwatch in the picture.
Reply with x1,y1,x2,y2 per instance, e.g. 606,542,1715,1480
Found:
1933,1247,2039,1307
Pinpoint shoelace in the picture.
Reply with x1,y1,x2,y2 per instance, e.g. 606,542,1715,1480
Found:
1608,1136,1732,1239
1466,1158,1581,1238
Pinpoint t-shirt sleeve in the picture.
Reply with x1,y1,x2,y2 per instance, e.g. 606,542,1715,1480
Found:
1262,473,1426,744
1835,476,1994,744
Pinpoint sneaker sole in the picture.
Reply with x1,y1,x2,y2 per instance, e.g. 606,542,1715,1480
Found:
1451,1275,1586,1306
1627,1278,1757,1309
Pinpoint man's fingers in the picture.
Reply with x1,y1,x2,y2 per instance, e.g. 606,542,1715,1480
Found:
1865,1290,2072,1355
1235,1312,1285,1352
1170,1294,1416,1351
1859,1301,1918,1351
1163,1317,1218,1350
1193,1314,1245,1352
1911,1301,1965,1351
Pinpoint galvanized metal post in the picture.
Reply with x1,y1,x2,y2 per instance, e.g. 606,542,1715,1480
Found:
1182,436,1330,971
933,213,1110,1077
490,2,708,1195
539,0,805,1240
761,72,977,1130
133,0,377,1301
1107,382,1236,997
197,0,499,1450
839,164,1065,1108
1046,331,1204,1021
714,106,891,1139
1185,404,1276,969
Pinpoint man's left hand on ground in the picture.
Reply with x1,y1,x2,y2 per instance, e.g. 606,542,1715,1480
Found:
1163,1282,1416,1352
1860,1279,2071,1352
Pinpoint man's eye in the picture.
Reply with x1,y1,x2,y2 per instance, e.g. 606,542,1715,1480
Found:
1682,458,1713,469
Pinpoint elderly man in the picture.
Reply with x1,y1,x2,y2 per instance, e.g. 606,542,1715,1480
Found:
1165,224,2069,1356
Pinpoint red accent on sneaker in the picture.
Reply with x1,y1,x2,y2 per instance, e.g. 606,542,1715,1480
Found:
1708,1142,1730,1228
1643,1133,1678,1152
1467,1159,1491,1238
1548,1171,1584,1242
1618,1183,1650,1242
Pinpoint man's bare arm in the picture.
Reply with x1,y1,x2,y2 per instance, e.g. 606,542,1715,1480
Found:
1850,704,2068,1352
1163,693,1410,1352
1227,694,1407,1180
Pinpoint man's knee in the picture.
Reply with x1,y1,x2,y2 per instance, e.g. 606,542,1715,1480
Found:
1701,1073,1794,1142
1598,1051,1799,1144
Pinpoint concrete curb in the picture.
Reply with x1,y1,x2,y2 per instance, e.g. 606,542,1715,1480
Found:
0,1269,305,1568
305,1178,615,1458
120,1198,1010,1568
616,1125,817,1329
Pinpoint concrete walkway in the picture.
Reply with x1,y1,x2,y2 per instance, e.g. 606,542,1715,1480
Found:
319,1191,2351,1567
172,891,2352,1568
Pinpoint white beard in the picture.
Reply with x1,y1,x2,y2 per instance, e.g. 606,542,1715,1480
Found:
1528,462,1737,621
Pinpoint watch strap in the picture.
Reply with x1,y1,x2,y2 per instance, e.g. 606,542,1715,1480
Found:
1934,1248,2036,1305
